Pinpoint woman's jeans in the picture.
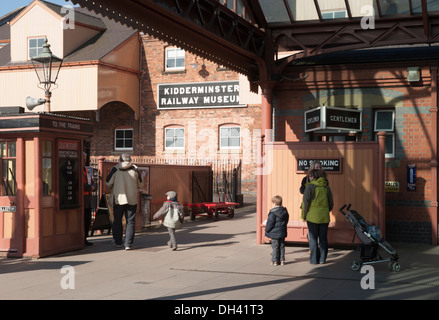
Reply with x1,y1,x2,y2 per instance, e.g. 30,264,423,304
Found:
307,221,329,264
113,204,137,247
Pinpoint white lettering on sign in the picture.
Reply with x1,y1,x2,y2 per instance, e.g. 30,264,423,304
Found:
385,181,400,193
329,115,358,124
52,121,81,131
158,81,241,109
0,206,16,212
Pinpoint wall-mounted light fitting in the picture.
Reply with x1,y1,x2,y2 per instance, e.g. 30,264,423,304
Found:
407,67,420,83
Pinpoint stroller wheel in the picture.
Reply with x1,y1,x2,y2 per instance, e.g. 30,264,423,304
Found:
350,260,361,271
389,261,401,272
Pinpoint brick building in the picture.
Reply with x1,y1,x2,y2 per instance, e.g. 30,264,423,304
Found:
86,34,262,197
271,47,439,244
2,0,439,246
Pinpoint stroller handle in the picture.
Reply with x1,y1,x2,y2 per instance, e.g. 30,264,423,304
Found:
339,203,352,216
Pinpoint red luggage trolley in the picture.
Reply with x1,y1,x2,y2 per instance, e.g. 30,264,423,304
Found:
188,202,239,221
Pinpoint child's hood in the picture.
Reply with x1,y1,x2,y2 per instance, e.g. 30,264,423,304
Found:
271,206,288,219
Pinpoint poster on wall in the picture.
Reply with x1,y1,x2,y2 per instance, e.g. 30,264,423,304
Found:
58,139,80,210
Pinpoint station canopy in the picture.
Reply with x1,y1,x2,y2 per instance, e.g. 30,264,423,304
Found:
70,0,439,81
259,0,439,24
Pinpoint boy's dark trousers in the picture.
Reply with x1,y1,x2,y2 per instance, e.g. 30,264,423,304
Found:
271,238,285,262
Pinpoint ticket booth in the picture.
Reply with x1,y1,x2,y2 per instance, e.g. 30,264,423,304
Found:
0,108,93,258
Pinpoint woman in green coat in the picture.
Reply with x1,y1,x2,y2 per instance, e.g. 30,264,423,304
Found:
301,169,334,264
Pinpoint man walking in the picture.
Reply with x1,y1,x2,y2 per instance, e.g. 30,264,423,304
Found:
106,154,142,250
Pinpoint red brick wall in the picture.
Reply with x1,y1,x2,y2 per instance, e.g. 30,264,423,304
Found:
273,68,436,243
139,36,261,195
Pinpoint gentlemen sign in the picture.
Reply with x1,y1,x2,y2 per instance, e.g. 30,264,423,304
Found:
158,81,243,109
304,106,362,132
297,158,342,173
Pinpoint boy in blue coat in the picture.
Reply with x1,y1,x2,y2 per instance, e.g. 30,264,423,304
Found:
265,195,289,265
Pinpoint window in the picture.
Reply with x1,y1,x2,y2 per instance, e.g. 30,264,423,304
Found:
28,37,45,60
165,127,185,150
115,129,133,150
374,110,395,158
321,10,347,19
220,126,241,149
165,47,185,71
42,141,52,196
1,141,16,196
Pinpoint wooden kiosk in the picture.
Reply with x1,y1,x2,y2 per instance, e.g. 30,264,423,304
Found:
0,107,93,258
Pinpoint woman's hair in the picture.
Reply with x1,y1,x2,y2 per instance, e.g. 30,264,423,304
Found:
271,195,282,206
310,168,325,180
307,160,322,174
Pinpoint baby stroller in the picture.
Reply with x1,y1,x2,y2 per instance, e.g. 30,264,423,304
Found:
339,204,400,272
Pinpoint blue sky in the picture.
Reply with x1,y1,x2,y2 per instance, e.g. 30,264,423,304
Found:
1,0,78,18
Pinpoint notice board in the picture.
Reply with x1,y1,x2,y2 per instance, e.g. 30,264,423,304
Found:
58,139,80,210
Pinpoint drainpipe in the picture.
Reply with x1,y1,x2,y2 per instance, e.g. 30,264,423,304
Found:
377,131,386,239
430,66,438,245
138,32,143,157
260,82,275,142
257,81,275,244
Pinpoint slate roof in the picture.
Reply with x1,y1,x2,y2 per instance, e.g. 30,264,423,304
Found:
0,0,137,67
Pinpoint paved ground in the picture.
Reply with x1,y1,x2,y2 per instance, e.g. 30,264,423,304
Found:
1,200,439,304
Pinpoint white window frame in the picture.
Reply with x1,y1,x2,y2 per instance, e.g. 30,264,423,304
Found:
374,110,395,158
219,126,241,150
321,10,347,19
165,127,185,150
28,37,46,60
374,110,395,132
115,128,134,151
165,47,185,72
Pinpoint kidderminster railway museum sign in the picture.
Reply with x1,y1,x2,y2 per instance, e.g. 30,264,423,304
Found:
158,81,244,109
304,106,362,132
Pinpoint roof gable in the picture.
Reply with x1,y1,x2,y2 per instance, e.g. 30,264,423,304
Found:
0,0,136,66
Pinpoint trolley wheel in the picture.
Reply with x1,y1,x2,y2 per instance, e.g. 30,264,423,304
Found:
190,208,197,220
350,260,361,271
214,211,219,221
228,208,235,218
389,261,401,272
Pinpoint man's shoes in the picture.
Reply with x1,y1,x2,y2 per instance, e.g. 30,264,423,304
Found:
125,246,134,251
112,239,123,248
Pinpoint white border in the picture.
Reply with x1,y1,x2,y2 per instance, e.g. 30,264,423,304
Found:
157,80,246,110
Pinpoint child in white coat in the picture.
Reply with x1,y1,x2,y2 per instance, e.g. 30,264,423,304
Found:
153,191,184,250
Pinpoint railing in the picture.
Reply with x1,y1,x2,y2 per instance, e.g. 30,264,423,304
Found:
90,157,242,203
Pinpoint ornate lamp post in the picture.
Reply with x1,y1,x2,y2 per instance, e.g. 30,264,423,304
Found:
30,38,63,112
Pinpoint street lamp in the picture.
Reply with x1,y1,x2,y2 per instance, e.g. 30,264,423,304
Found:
29,38,63,112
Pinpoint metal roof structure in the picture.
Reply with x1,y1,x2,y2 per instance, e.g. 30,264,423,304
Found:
69,0,439,82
